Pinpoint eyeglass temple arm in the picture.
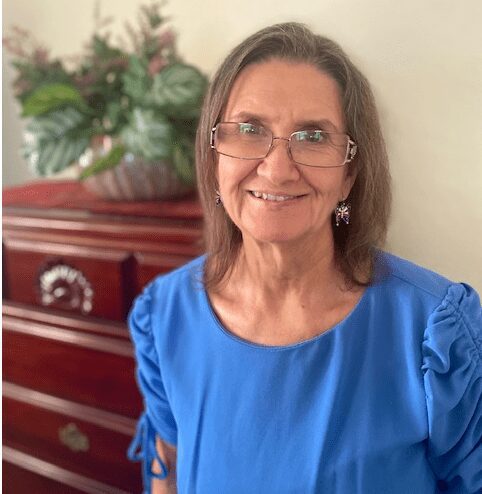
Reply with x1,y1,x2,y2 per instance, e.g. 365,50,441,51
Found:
210,127,216,149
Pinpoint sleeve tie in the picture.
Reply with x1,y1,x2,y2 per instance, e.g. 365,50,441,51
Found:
127,412,170,484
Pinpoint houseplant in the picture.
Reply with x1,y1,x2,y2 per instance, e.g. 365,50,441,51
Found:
3,2,208,200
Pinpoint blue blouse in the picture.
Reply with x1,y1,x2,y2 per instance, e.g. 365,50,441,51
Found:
127,252,482,493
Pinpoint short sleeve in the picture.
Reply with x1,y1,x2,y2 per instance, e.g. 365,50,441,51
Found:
422,283,482,493
126,283,178,491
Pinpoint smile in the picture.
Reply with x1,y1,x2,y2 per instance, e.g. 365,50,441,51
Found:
249,190,306,202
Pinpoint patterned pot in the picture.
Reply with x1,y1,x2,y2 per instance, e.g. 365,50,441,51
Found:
79,136,194,201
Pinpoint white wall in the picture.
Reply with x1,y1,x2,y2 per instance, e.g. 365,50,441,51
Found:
3,0,482,291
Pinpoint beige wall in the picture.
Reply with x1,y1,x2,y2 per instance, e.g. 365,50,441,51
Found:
3,0,482,291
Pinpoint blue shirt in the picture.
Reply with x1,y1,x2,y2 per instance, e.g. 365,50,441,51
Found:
127,251,482,493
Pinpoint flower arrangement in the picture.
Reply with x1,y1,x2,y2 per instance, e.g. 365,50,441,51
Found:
3,2,208,187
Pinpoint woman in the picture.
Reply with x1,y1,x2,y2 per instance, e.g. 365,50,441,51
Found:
127,23,481,493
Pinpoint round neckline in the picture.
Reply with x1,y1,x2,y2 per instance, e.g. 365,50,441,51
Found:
200,273,373,352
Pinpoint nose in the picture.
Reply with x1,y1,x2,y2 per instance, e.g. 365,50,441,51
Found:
256,137,300,184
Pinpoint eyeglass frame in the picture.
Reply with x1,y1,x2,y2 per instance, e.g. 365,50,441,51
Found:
210,122,358,168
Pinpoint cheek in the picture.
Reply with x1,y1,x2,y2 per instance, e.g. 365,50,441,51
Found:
218,158,254,194
217,163,251,222
303,168,347,198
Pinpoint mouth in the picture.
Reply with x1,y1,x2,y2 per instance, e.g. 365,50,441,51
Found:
248,190,307,202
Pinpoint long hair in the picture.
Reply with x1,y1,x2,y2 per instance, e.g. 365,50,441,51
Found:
195,22,391,292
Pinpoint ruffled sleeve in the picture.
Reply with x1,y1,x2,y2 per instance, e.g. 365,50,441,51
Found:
422,283,482,493
126,283,178,492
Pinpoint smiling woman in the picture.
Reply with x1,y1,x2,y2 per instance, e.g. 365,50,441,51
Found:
213,60,357,251
127,22,482,494
197,28,391,293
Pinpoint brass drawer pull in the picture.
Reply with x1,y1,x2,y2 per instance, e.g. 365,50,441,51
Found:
58,422,90,452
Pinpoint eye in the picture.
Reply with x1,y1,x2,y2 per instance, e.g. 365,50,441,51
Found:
294,130,328,143
238,123,262,135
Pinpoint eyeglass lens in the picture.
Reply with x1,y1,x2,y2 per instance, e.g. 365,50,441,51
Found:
214,122,351,167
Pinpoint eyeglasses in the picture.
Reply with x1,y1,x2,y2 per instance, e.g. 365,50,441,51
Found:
210,122,357,168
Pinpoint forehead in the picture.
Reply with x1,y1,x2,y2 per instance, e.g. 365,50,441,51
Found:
223,59,344,129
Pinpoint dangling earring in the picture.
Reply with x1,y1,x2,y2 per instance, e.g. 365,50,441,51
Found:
215,189,222,207
335,200,351,226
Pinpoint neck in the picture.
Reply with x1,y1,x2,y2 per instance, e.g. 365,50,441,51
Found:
228,232,346,308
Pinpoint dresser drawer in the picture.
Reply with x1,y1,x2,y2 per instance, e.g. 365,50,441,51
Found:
3,385,141,493
3,237,133,321
3,460,87,494
135,251,196,293
3,317,143,418
3,452,131,494
3,183,198,492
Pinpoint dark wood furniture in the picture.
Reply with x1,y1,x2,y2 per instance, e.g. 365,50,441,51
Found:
3,181,203,493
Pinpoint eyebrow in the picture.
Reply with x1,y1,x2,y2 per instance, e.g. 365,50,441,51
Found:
228,111,340,132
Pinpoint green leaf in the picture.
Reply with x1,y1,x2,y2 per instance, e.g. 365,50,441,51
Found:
10,60,72,104
105,101,123,131
21,83,88,117
120,108,173,161
21,107,91,176
122,55,151,105
150,63,207,119
171,134,196,185
91,34,124,59
79,144,126,180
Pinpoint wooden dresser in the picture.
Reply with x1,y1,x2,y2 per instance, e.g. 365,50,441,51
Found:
2,180,203,493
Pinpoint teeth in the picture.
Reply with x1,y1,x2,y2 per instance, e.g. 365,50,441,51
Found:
251,191,297,201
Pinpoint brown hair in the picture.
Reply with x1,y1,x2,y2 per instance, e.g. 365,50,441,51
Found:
195,22,391,292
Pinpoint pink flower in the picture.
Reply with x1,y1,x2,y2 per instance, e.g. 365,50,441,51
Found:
158,29,175,47
33,47,50,65
74,73,97,87
148,55,167,76
14,79,32,94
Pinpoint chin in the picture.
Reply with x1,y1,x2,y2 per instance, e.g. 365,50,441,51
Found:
243,225,309,245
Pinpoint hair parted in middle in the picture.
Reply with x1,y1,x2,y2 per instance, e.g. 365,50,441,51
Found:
195,22,391,292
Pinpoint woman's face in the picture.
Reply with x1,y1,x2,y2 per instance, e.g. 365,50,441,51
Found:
217,59,356,247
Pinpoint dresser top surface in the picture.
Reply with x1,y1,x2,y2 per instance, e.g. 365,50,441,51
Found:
3,180,203,222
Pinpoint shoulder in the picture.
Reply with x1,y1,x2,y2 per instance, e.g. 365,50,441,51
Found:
375,250,454,301
147,254,206,298
373,251,481,333
128,254,206,335
375,250,481,344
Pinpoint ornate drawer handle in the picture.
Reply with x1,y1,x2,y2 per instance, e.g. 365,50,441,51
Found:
58,422,90,452
37,260,94,314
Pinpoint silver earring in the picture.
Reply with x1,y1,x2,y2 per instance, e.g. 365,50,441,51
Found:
215,189,222,206
335,201,351,226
